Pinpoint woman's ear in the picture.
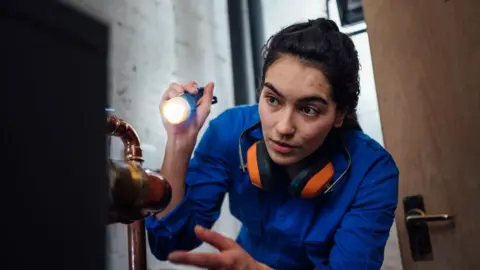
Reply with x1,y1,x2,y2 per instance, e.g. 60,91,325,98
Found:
333,110,347,128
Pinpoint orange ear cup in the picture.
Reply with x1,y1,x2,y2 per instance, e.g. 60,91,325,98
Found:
245,141,335,198
298,162,334,198
246,142,262,188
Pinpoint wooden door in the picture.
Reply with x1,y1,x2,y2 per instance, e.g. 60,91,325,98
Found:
362,1,480,269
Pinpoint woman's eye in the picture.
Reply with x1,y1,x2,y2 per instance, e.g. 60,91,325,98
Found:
266,96,279,105
301,106,319,116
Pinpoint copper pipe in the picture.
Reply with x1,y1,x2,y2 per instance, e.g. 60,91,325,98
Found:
128,221,147,270
106,115,146,270
107,115,144,164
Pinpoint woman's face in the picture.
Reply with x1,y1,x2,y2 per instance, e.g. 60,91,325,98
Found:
258,54,345,166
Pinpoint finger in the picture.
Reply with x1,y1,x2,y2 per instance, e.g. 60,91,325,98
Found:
168,251,226,269
195,82,215,121
194,225,237,251
164,83,185,100
181,81,199,95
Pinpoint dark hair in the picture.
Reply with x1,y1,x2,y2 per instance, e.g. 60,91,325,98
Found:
259,18,361,130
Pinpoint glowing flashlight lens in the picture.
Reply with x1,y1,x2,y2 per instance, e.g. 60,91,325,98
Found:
162,96,191,124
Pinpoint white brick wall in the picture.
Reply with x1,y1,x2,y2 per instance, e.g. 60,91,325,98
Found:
63,0,238,269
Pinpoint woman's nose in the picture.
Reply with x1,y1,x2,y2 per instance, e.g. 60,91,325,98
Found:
275,112,295,137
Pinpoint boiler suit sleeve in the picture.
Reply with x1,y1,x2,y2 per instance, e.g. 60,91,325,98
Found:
308,153,400,270
145,117,230,261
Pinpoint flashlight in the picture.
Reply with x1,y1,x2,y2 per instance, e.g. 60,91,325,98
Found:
161,87,218,125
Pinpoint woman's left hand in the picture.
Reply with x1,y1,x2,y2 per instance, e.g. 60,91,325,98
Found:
168,225,272,270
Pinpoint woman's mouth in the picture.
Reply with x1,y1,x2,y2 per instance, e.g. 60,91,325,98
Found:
269,139,296,154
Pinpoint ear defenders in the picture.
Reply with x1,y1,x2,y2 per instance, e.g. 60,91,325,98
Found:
239,122,351,199
245,140,335,198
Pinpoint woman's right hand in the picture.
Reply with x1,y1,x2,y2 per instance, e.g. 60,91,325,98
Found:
156,81,214,219
159,81,215,148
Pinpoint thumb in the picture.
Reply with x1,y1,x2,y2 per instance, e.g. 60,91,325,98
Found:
194,225,236,251
196,82,214,124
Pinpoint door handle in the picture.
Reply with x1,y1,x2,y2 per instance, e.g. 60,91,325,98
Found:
406,208,453,224
402,195,455,262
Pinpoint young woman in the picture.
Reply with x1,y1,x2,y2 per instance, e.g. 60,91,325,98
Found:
146,18,399,270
